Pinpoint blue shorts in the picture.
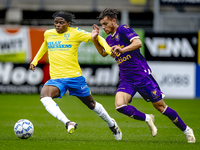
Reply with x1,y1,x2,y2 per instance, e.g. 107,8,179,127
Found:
44,76,91,98
116,74,164,103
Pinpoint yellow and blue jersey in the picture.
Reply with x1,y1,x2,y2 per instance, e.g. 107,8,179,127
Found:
31,27,111,79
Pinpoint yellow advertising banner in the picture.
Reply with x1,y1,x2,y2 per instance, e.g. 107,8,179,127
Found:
129,0,146,5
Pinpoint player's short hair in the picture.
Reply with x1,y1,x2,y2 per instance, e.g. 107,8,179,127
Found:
52,11,75,24
98,8,119,21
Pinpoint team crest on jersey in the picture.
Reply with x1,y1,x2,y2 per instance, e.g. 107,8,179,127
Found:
64,33,70,40
115,33,120,41
124,25,130,28
151,90,158,97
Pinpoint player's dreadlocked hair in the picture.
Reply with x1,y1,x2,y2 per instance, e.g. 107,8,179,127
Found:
52,11,75,25
98,8,119,21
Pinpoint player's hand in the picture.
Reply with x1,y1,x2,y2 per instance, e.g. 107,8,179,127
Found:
29,64,35,72
110,49,116,58
111,45,123,53
110,52,116,58
91,24,99,40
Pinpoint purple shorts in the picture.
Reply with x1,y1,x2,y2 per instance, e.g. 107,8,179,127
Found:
116,74,164,103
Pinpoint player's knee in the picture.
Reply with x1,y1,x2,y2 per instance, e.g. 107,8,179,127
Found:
40,91,51,99
153,99,167,113
40,95,46,99
85,100,96,109
154,105,166,113
115,101,125,108
88,102,95,109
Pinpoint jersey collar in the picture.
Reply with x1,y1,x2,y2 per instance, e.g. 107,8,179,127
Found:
111,32,116,37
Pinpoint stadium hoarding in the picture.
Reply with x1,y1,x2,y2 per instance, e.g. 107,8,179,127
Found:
0,62,198,99
0,62,119,95
148,61,196,99
0,62,49,94
0,26,48,63
0,27,31,63
145,32,198,62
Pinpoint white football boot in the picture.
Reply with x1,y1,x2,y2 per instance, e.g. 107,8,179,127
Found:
109,119,122,141
146,114,157,137
66,121,78,134
184,126,196,143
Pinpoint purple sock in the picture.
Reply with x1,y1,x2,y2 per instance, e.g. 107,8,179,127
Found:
163,107,187,131
117,105,146,121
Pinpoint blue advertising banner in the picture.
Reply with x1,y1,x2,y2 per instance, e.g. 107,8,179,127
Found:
196,63,200,98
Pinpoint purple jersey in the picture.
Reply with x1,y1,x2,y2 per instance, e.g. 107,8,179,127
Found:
106,25,151,84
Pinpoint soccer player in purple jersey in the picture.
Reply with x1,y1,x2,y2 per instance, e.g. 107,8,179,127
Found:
91,8,195,143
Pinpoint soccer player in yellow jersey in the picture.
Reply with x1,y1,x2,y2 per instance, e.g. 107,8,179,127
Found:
29,11,122,140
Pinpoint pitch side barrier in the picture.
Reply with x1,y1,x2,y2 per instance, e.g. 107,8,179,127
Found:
0,62,198,99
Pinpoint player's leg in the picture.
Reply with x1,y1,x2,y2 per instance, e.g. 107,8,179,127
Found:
152,100,196,143
115,92,146,120
40,80,77,134
152,99,187,130
78,94,122,140
115,91,157,137
67,76,121,140
145,74,195,143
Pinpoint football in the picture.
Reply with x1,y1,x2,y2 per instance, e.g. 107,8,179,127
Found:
14,119,34,139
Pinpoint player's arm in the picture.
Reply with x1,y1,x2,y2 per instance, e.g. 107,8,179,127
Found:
91,24,111,57
111,38,142,54
29,41,48,72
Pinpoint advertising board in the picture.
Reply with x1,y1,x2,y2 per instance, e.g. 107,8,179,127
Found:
0,62,49,94
145,33,198,62
148,61,195,99
0,26,48,63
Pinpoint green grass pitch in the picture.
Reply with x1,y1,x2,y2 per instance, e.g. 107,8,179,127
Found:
0,94,199,150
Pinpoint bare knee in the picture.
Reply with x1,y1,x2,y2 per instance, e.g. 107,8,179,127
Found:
87,101,96,109
115,101,126,109
40,85,60,99
115,92,131,108
152,99,167,113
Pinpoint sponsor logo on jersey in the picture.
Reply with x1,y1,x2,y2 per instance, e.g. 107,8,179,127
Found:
47,41,72,49
117,55,131,65
114,44,132,65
